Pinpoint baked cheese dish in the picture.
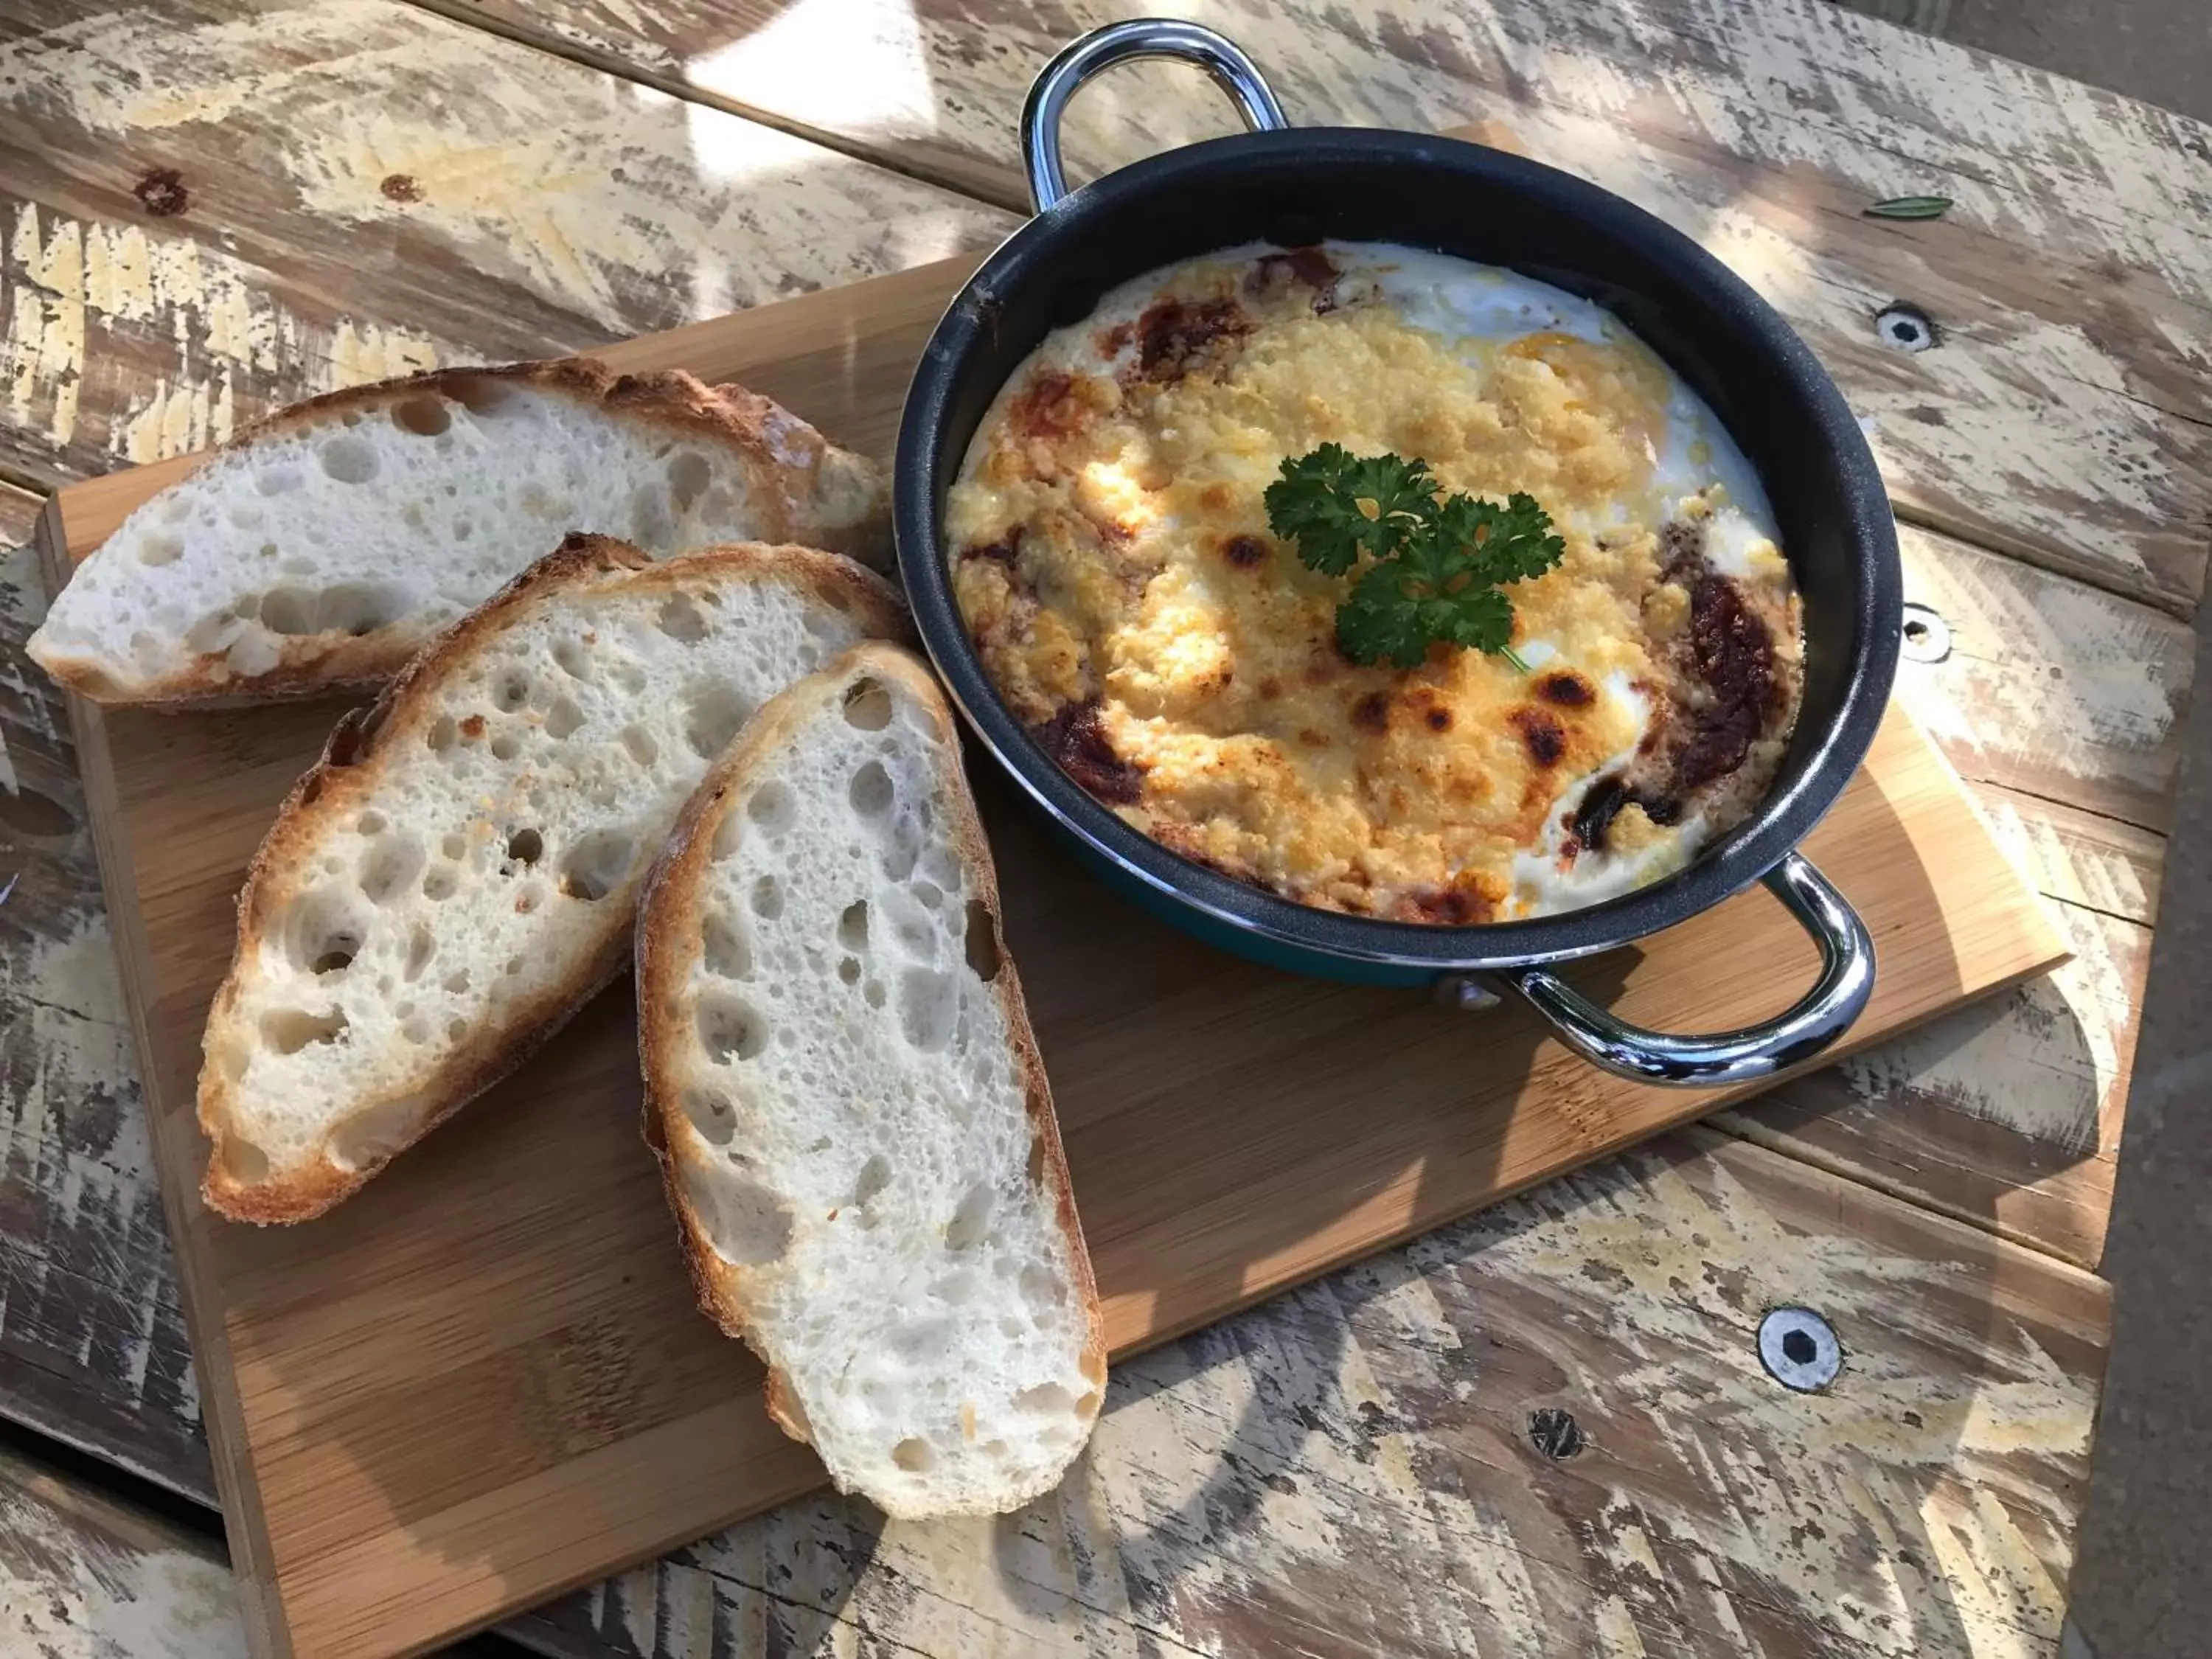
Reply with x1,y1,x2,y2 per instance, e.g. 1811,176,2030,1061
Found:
947,241,1805,923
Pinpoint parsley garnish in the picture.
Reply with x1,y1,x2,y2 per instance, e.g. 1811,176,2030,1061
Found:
1262,445,1564,670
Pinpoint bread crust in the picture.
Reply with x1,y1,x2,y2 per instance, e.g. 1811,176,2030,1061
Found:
198,532,910,1224
633,644,1107,1514
35,357,890,707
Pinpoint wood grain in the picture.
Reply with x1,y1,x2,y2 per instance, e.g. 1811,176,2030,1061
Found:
0,5,2189,1655
0,1129,2110,1659
0,481,212,1502
0,0,1013,487
38,256,2061,1655
0,1439,244,1656
1723,897,2148,1270
495,1129,2107,1659
437,0,2212,614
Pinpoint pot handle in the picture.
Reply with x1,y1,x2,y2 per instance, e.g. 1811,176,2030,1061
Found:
1485,853,1877,1087
1021,20,1290,212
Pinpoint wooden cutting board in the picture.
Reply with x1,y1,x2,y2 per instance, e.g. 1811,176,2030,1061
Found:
37,250,2066,1659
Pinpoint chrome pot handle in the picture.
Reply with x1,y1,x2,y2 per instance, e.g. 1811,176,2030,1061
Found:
1487,854,1877,1087
1020,19,1290,212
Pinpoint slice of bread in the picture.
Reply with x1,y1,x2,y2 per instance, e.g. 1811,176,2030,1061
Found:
198,533,906,1224
29,359,886,706
636,643,1105,1517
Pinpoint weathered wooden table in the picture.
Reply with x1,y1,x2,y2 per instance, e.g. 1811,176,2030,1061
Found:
2,1,2202,1653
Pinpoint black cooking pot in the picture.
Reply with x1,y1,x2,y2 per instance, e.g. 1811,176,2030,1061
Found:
894,21,1899,1085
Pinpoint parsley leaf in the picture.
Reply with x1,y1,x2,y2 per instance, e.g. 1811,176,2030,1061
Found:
1262,444,1436,576
1265,448,1564,670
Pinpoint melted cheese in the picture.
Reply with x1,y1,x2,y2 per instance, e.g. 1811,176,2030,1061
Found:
948,242,1802,922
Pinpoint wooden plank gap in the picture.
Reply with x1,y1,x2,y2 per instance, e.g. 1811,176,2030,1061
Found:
1700,1107,2114,1273
1891,498,2199,623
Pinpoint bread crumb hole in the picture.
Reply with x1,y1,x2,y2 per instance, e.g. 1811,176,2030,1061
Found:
325,1091,421,1172
746,780,796,834
402,925,434,981
288,889,369,973
357,811,386,835
260,1006,348,1055
898,967,957,1052
837,956,861,985
621,725,658,767
697,991,768,1063
1020,1265,1063,1310
658,593,709,642
684,685,752,759
360,836,425,904
218,1134,268,1186
318,434,379,484
964,902,1002,981
427,715,457,753
851,1155,891,1208
443,969,470,994
842,679,893,730
445,373,515,416
254,465,302,497
863,978,886,1009
494,672,529,712
679,1163,791,1266
682,1087,737,1147
545,697,584,740
701,911,752,981
558,829,634,901
1015,1382,1077,1416
392,394,451,436
328,582,408,637
422,867,458,901
505,827,543,867
911,880,943,910
750,875,785,919
552,637,591,681
836,900,869,950
139,533,183,567
667,451,712,513
261,588,316,636
945,1182,993,1250
439,831,467,862
891,1439,934,1474
490,732,521,762
849,760,893,818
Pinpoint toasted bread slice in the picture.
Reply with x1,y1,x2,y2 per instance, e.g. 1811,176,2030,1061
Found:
30,359,886,705
198,534,905,1223
636,644,1105,1516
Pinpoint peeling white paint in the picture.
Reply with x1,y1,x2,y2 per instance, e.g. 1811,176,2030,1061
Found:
1,1470,240,1658
1843,902,2137,1149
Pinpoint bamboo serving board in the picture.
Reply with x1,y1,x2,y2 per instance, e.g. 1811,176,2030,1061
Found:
38,250,2065,1658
